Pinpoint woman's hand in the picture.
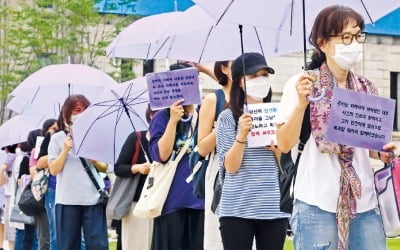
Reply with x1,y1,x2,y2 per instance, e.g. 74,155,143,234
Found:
236,113,252,142
63,134,73,152
378,142,397,164
296,74,314,108
88,159,108,172
131,162,151,175
169,99,185,124
267,140,281,163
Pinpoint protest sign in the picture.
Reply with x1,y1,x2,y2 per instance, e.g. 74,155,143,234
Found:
326,87,395,151
246,103,279,148
146,67,201,110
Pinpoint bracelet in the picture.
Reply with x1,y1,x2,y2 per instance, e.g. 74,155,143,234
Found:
235,137,246,144
378,151,381,159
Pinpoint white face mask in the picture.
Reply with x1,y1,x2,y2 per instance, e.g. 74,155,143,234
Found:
15,148,22,155
331,42,363,70
71,114,81,124
244,76,270,100
180,113,193,122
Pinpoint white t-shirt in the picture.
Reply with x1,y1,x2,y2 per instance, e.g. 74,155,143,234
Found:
275,73,377,213
48,131,104,205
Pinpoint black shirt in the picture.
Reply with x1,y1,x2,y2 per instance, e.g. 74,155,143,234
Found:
114,130,151,201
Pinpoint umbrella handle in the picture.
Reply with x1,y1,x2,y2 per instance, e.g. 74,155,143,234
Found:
307,88,326,102
305,70,325,102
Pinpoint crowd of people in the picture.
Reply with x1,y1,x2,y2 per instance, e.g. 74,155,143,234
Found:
0,5,397,250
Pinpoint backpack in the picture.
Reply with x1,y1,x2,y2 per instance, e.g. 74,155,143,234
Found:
187,89,226,199
278,104,311,213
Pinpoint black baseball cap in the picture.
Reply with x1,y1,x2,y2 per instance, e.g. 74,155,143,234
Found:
231,52,275,79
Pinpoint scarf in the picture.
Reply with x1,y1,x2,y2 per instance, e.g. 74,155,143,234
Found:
309,63,377,250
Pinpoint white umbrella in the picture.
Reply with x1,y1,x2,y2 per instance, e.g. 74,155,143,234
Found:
7,64,117,118
72,77,150,165
0,114,47,148
194,0,400,66
149,5,304,62
194,0,400,28
106,11,183,59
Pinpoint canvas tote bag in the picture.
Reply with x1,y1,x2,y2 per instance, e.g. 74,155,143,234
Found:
106,132,142,220
134,112,197,219
374,158,400,237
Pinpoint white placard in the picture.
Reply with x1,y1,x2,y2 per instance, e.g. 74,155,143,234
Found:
246,103,279,148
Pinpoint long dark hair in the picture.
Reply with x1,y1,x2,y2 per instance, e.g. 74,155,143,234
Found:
307,5,364,70
230,77,272,127
214,61,230,86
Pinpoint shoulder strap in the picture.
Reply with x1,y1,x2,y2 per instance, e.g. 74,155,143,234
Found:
175,111,198,163
291,104,311,186
214,89,226,121
131,131,142,165
79,158,103,194
295,104,311,164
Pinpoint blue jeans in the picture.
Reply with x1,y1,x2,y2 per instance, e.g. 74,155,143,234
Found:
55,204,108,250
14,227,38,250
290,199,386,250
46,188,86,250
45,188,57,250
14,229,24,250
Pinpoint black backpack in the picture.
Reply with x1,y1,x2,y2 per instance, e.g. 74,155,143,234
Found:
278,104,311,213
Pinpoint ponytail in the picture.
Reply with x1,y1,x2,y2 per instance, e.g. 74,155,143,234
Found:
307,50,326,70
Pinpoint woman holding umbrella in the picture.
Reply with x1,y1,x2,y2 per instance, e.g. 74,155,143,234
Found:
216,53,289,250
276,5,396,250
114,105,157,250
48,95,108,250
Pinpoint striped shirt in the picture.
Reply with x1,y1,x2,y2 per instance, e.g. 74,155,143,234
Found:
216,109,289,219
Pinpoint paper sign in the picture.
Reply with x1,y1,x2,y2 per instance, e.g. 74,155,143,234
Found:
34,136,44,159
146,67,201,110
326,87,395,151
246,103,279,148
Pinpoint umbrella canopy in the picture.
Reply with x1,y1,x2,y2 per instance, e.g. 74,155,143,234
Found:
0,114,47,148
149,5,303,62
194,0,400,65
194,0,400,29
72,77,149,165
7,64,117,118
106,11,183,59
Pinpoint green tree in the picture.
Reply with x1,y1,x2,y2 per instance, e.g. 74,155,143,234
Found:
0,0,138,122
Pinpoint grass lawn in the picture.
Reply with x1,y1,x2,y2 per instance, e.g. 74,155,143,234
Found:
283,238,400,250
110,238,400,249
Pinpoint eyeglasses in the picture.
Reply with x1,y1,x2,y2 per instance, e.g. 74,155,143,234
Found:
330,32,367,45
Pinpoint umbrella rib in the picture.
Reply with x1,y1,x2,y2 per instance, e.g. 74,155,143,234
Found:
75,99,124,158
30,86,41,104
359,0,374,24
198,26,215,63
113,102,125,164
216,0,235,25
290,0,294,35
253,26,265,57
151,37,171,59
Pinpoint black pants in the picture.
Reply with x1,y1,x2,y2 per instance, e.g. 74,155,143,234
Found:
22,224,36,250
219,217,288,250
152,208,204,250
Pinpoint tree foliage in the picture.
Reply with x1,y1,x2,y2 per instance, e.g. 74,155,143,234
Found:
0,0,138,122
